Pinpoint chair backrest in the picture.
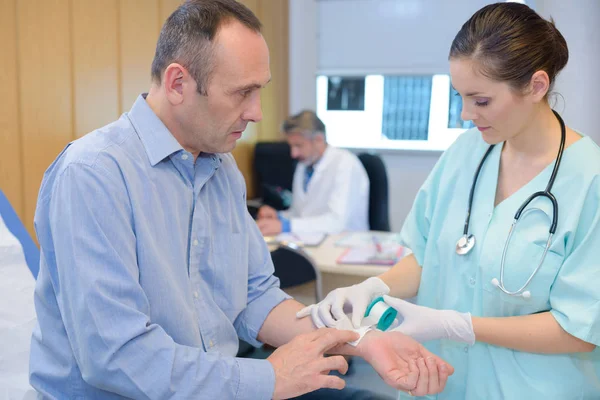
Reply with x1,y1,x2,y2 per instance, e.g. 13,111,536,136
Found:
270,242,322,301
253,141,296,208
0,190,40,278
357,153,391,232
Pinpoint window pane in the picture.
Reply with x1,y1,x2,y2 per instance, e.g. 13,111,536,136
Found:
448,86,475,129
382,76,432,141
326,77,365,111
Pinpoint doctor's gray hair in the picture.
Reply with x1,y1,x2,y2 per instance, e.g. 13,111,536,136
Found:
282,110,327,139
449,2,568,97
151,0,262,95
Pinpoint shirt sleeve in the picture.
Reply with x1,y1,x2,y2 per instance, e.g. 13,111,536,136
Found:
40,162,275,400
550,176,600,346
234,212,291,347
399,149,453,267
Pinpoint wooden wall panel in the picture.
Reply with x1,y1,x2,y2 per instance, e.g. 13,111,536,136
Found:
72,0,120,137
257,0,289,142
119,0,160,112
17,0,74,234
1,0,288,235
159,0,184,25
0,0,23,217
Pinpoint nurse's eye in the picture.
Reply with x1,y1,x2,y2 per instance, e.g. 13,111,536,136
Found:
474,98,489,107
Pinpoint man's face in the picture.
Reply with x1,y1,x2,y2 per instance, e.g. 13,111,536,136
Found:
176,20,271,154
286,131,321,165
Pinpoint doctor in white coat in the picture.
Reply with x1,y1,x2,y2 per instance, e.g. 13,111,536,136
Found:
257,110,369,235
0,212,37,399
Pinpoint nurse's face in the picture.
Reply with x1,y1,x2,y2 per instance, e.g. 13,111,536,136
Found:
450,58,534,145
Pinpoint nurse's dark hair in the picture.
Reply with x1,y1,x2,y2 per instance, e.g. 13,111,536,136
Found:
151,0,261,95
282,110,327,139
449,2,568,96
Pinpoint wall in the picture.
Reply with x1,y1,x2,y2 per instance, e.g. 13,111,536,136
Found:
0,0,288,238
289,0,600,232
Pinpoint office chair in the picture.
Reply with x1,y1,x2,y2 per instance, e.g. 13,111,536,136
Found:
0,189,39,278
357,153,391,232
271,242,323,302
253,141,297,210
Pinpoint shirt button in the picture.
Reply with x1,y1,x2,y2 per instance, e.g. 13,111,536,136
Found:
464,347,469,353
193,239,199,246
209,340,214,347
194,291,199,298
469,277,476,285
181,154,189,160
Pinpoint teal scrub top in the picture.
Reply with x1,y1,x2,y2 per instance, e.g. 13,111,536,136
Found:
398,128,600,399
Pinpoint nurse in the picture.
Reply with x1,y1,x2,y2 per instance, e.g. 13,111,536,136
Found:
298,3,600,399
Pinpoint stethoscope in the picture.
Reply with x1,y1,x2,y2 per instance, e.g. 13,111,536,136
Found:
455,110,565,299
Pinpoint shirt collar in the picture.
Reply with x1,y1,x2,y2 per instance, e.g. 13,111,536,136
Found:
127,94,184,167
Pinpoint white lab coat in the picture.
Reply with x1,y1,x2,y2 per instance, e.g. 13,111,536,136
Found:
0,214,37,399
283,146,370,233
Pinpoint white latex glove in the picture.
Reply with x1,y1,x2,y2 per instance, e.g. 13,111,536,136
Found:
296,277,390,328
383,295,475,345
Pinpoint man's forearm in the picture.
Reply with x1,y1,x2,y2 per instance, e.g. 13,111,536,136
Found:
257,299,362,356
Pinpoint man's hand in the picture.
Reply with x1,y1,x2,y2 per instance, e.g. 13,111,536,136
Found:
267,328,359,400
258,205,278,220
356,330,454,396
257,218,283,236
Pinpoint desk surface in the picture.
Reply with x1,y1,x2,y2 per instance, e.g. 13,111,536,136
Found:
271,233,393,278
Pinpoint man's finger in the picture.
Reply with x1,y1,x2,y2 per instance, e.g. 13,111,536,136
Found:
317,355,349,376
412,357,429,397
313,328,359,352
394,358,419,391
425,356,440,394
437,363,450,394
316,375,346,391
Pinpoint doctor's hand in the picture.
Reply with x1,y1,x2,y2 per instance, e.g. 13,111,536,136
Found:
267,328,359,400
356,329,454,396
384,295,475,345
258,205,278,220
257,218,282,236
296,277,390,329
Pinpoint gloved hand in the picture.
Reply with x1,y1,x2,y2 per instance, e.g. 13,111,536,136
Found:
296,277,390,328
383,295,475,345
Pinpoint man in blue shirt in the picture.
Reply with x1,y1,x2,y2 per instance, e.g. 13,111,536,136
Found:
29,1,453,398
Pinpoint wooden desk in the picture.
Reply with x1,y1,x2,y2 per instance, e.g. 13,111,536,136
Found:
270,233,394,302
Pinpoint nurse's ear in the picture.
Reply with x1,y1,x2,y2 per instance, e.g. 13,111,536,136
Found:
527,70,551,103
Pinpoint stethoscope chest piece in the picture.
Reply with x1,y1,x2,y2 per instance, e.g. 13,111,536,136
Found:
456,234,475,255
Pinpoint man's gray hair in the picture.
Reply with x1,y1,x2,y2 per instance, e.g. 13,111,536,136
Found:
282,110,326,138
151,0,262,95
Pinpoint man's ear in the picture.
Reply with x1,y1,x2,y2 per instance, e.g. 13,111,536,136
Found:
528,70,551,102
162,63,189,105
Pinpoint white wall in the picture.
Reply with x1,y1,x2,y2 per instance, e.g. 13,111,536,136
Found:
536,0,600,142
289,0,600,232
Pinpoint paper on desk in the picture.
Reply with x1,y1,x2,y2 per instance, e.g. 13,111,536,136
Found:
263,232,327,247
335,232,401,248
336,242,405,266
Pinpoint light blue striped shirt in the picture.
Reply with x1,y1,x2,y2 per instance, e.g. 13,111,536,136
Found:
29,94,290,399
